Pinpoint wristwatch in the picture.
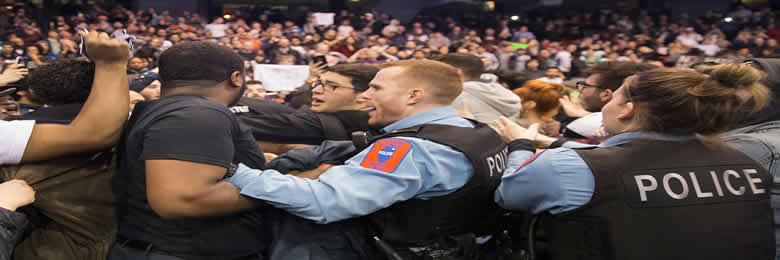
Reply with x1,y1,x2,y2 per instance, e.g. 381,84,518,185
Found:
223,163,238,179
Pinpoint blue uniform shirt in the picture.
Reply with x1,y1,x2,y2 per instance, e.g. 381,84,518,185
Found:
495,132,697,214
227,106,476,224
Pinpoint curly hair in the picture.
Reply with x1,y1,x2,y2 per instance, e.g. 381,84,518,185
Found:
21,60,95,105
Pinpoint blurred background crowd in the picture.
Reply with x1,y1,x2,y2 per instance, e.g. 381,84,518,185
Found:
0,0,778,82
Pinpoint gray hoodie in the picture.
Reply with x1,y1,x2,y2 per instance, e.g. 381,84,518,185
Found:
452,80,523,125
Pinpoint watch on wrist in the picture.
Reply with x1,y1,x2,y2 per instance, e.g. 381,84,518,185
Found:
224,163,237,179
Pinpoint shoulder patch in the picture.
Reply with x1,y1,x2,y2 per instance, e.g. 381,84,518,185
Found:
360,138,413,173
512,150,546,174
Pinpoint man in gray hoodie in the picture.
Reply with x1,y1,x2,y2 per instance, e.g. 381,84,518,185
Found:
723,58,780,260
434,54,522,124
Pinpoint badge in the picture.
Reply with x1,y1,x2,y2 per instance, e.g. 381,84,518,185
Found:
360,138,412,173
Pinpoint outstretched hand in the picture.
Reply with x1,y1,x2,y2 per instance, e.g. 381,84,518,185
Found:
559,95,591,118
0,64,28,86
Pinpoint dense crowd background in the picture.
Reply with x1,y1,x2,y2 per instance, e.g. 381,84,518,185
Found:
0,1,778,260
1,1,778,87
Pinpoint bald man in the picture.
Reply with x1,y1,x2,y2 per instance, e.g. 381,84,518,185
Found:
226,60,509,259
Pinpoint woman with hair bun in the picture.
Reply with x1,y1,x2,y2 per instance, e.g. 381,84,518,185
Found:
492,64,775,260
512,80,565,137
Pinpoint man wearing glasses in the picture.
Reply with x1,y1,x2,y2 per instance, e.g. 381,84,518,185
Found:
561,62,657,140
237,64,380,154
575,61,658,115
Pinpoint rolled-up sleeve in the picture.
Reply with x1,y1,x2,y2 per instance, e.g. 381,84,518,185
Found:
495,148,595,214
0,120,35,165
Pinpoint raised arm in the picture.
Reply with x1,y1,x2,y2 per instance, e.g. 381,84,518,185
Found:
22,31,130,163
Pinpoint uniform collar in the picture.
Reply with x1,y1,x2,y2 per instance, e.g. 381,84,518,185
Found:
381,106,457,133
599,132,698,147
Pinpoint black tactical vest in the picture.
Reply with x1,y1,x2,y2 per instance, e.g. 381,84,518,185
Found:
365,122,508,247
543,140,774,260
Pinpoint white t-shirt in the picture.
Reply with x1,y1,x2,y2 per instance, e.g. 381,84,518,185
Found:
566,112,604,139
0,120,35,165
535,77,564,84
205,24,229,38
555,51,573,72
337,25,354,37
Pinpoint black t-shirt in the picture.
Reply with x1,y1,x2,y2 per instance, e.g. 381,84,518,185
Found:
117,95,267,259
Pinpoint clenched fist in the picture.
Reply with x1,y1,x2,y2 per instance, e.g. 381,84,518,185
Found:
82,30,130,66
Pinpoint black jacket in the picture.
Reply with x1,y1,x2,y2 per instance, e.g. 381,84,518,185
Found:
0,207,26,260
237,108,374,145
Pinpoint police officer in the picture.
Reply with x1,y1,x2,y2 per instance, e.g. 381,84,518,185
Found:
227,60,508,259
492,64,775,260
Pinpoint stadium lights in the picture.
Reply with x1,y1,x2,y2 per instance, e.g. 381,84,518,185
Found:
724,17,733,23
511,15,520,21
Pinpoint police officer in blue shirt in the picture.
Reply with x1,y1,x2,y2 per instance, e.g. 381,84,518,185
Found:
227,60,508,259
491,64,775,260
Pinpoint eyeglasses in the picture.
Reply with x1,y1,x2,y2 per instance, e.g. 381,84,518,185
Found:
576,81,602,91
312,79,356,92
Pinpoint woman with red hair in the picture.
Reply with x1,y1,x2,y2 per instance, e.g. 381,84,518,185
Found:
512,80,565,137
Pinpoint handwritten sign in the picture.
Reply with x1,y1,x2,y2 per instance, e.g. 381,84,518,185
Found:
254,64,310,91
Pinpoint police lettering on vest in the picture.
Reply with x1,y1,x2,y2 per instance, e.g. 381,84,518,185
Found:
486,148,509,177
626,166,767,207
548,141,774,260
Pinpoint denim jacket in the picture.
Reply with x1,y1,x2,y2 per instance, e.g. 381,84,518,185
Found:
725,120,780,258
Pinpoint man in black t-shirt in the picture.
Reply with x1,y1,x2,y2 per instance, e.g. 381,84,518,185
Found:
110,42,267,260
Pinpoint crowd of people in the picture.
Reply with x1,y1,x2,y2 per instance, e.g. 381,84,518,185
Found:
0,1,778,260
1,2,779,80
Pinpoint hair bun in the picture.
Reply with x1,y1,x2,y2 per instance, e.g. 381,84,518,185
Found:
704,64,766,90
691,63,770,112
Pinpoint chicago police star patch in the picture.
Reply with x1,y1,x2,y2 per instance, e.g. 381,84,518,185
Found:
360,138,412,173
